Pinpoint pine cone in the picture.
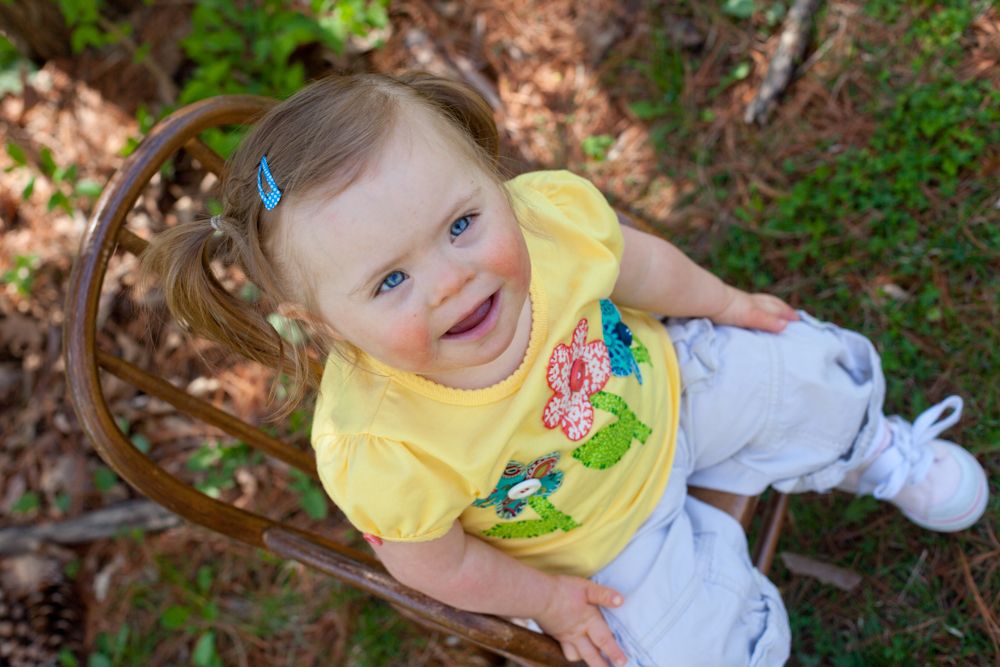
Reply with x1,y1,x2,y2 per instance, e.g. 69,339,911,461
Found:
0,555,83,667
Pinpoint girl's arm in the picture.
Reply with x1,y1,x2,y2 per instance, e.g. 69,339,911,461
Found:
612,221,798,332
373,521,627,667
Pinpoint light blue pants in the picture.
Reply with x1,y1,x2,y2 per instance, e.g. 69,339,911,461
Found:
593,313,889,666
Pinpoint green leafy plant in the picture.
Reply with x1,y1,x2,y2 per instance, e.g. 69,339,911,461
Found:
187,441,261,498
85,560,224,666
179,0,388,104
722,0,756,20
627,30,689,149
5,142,34,199
53,0,388,159
56,0,132,53
1,253,41,297
178,0,387,156
313,0,389,46
349,599,412,667
581,134,615,161
11,491,41,514
119,105,155,158
4,142,102,214
763,1,787,26
0,34,35,97
290,469,329,519
707,61,751,100
86,626,130,667
93,465,120,493
192,631,223,667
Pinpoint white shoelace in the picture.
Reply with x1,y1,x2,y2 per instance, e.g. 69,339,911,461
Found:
859,396,964,500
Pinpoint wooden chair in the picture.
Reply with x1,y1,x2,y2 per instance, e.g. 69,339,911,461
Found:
64,95,788,666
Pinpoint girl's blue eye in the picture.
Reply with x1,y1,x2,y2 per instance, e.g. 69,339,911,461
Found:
450,215,472,239
378,270,407,294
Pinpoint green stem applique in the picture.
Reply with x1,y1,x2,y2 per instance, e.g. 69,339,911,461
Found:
482,496,580,539
632,336,650,364
572,391,652,469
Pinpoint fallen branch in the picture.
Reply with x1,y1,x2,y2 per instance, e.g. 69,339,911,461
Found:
0,499,179,555
744,0,825,125
780,551,862,591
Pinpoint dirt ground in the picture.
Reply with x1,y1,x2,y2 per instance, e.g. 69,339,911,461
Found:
1,1,997,665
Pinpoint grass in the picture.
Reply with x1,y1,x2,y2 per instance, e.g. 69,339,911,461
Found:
628,2,997,439
620,2,997,664
83,531,437,667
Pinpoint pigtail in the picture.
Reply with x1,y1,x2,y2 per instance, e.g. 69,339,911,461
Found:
399,73,502,171
139,216,314,416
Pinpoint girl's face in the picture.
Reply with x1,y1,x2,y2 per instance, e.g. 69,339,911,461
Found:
280,111,532,388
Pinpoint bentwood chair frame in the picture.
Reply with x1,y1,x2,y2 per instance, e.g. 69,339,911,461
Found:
64,95,788,666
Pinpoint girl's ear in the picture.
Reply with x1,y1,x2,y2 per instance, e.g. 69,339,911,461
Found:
276,302,344,341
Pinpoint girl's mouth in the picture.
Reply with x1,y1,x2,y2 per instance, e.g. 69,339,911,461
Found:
444,293,499,338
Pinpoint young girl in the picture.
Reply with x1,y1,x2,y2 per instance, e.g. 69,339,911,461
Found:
142,73,988,666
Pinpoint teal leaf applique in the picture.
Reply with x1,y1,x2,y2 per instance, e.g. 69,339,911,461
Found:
600,298,650,384
572,391,652,469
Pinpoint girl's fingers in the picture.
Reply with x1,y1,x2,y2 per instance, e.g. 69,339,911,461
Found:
756,294,796,317
712,292,798,332
560,641,580,662
748,295,799,332
589,623,628,667
767,314,791,332
773,300,798,320
747,310,787,333
586,582,624,608
773,302,799,321
575,637,609,667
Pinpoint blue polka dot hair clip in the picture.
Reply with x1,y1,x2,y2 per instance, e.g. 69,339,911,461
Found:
257,155,282,210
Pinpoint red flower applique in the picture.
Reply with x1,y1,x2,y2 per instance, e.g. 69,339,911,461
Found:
542,318,612,441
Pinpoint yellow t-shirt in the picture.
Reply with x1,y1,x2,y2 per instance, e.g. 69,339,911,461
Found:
312,170,681,577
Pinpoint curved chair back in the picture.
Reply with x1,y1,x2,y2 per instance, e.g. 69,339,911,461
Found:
64,95,785,666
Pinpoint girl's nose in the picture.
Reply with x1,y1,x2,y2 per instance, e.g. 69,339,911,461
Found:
429,259,475,306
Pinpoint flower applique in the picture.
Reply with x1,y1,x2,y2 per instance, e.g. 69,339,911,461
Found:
473,453,580,539
599,299,650,384
472,453,563,519
542,319,611,441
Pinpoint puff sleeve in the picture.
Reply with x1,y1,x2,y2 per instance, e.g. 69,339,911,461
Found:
313,432,477,542
509,170,624,262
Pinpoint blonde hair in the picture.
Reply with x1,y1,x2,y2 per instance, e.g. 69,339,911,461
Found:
140,72,502,417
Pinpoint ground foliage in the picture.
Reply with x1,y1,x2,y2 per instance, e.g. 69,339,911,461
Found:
0,0,997,665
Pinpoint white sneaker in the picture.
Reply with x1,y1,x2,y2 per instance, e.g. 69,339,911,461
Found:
838,396,989,532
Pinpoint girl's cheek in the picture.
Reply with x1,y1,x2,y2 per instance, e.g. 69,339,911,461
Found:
381,313,435,366
487,229,530,286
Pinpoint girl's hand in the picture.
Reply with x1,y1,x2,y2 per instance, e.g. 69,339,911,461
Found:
710,286,799,333
536,575,628,667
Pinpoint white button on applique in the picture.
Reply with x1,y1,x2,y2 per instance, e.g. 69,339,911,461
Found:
507,479,542,499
